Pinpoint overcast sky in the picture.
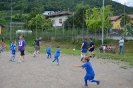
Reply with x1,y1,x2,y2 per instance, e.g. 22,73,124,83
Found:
112,0,133,7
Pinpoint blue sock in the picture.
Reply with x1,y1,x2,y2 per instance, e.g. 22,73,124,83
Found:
10,56,15,61
90,80,99,82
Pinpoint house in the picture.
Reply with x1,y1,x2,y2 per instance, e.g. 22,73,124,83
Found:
110,14,133,30
0,24,4,34
45,9,72,28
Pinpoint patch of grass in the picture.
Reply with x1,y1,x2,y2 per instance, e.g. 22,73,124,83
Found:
120,66,128,69
95,51,133,66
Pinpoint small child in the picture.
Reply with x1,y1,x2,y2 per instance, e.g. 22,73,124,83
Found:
1,41,5,51
0,41,5,54
74,56,100,88
10,41,16,62
52,46,61,65
46,46,51,59
108,45,112,50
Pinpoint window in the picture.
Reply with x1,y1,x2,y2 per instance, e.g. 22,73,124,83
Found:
59,18,62,23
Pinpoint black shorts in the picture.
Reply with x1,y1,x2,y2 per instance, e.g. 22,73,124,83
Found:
89,48,94,52
20,50,25,56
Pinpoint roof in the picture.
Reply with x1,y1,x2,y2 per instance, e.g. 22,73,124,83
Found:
110,16,120,21
128,14,133,19
46,10,72,18
110,14,133,21
43,11,54,16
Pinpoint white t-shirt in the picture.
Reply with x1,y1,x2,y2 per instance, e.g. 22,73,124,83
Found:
119,39,124,46
103,46,106,50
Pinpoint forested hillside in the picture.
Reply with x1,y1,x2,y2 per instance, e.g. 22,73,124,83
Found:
0,0,133,24
0,0,133,14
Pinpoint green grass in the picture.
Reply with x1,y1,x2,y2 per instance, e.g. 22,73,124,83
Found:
95,51,133,66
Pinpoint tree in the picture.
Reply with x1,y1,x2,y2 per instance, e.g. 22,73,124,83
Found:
85,5,113,32
120,15,131,28
28,14,52,32
64,3,90,29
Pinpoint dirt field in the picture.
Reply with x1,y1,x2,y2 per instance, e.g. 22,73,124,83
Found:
0,51,133,88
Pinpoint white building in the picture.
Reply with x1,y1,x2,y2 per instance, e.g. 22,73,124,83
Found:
44,10,72,28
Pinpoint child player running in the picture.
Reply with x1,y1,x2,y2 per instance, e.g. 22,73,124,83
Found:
10,40,16,62
52,46,61,66
74,56,100,88
46,46,52,59
18,35,26,63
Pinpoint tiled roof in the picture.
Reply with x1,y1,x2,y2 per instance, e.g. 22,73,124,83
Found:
110,16,120,21
46,11,72,18
110,14,133,21
128,14,133,19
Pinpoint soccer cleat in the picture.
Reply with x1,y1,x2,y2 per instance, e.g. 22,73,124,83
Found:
23,60,26,62
52,62,54,65
82,85,88,88
81,57,83,61
97,81,100,85
57,63,59,66
33,55,36,58
17,61,21,64
12,60,16,62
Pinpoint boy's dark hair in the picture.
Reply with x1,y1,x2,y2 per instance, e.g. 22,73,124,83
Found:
84,38,87,40
57,46,60,48
90,38,92,41
84,56,90,62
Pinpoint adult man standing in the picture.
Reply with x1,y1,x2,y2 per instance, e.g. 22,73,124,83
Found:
81,38,89,61
88,38,95,58
119,37,124,54
33,37,42,57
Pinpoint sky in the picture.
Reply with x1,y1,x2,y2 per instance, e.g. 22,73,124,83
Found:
112,0,133,7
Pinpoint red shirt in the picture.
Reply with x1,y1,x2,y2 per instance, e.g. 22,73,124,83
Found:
1,42,5,48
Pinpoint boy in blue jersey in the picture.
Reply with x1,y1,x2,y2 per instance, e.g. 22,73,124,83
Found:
74,56,100,88
10,41,16,62
52,46,60,65
46,46,51,59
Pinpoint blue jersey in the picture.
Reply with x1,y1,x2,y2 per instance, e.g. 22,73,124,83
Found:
46,47,51,53
82,62,95,76
11,44,16,51
55,48,60,57
82,40,89,49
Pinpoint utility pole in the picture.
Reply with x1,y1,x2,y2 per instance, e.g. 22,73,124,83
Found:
10,0,12,40
102,0,104,45
124,3,126,28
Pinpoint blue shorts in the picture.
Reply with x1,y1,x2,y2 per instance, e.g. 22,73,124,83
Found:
82,49,88,53
47,52,51,54
54,55,59,58
12,50,16,55
84,75,94,81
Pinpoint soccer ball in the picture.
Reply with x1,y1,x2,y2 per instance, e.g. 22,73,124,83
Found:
73,49,75,50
